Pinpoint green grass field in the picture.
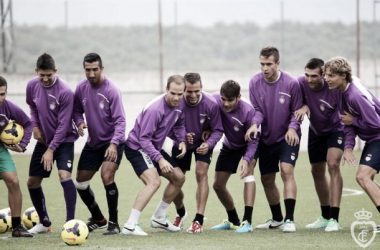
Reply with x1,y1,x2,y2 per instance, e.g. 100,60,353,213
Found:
1,152,379,249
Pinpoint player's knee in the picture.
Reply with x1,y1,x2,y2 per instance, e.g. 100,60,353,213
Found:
147,178,161,191
5,176,20,188
311,168,325,179
213,181,224,192
327,160,340,171
74,180,90,190
261,175,275,188
195,169,208,182
355,173,368,187
175,173,186,186
58,171,71,181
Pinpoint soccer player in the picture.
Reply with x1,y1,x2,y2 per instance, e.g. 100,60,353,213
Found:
121,75,187,236
210,80,258,233
324,56,380,233
0,76,33,237
73,53,126,235
248,46,303,232
26,53,79,234
295,58,344,232
170,73,223,233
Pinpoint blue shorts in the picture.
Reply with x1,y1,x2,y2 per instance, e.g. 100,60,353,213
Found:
171,146,212,172
29,142,74,178
258,139,300,175
77,143,125,171
125,144,178,177
360,139,380,173
215,144,256,174
308,129,344,164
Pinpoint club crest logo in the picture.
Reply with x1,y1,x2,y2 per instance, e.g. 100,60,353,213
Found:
49,102,56,110
99,100,104,109
337,137,343,145
234,125,240,132
290,152,296,161
320,104,325,111
0,120,5,127
33,98,39,103
351,208,376,248
279,95,285,104
260,95,264,102
82,98,87,106
67,160,72,168
200,117,205,124
365,154,372,162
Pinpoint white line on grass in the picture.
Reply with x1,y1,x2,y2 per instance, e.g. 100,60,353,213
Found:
342,188,364,197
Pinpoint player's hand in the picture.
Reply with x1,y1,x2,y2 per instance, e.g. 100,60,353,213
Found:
3,143,23,153
342,148,357,167
176,142,187,159
196,142,210,155
105,143,118,162
340,111,353,126
245,124,258,141
295,105,310,121
41,148,54,172
285,128,299,146
239,159,249,179
78,122,88,137
158,157,174,173
201,130,211,141
186,132,195,144
33,127,45,144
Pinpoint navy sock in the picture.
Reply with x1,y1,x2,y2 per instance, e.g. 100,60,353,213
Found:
105,182,118,223
194,213,204,225
321,205,331,220
77,186,104,221
227,208,240,225
242,206,253,224
284,199,296,221
176,205,186,218
28,186,51,227
61,179,77,222
270,203,283,222
330,207,340,221
11,217,21,229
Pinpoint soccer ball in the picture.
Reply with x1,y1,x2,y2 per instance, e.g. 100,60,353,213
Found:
23,207,39,229
0,207,12,233
61,219,89,246
0,122,24,145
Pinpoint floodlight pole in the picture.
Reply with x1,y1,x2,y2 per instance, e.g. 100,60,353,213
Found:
356,0,360,78
0,0,14,73
158,0,164,92
280,1,285,69
374,0,380,98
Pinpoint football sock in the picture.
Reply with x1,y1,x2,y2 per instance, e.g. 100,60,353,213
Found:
330,207,340,221
321,205,330,220
77,186,104,221
11,217,21,229
376,205,380,213
28,186,51,227
242,206,253,224
126,208,141,228
61,178,77,222
194,213,204,225
269,203,283,222
284,199,296,221
153,199,170,220
105,182,119,223
176,205,186,218
226,208,240,225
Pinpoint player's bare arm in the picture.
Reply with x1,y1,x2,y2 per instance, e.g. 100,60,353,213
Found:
3,143,24,153
33,127,45,144
342,148,357,167
295,104,310,121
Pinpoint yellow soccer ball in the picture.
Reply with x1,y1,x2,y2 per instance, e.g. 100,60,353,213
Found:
0,122,24,145
0,207,12,233
23,207,39,229
61,219,89,246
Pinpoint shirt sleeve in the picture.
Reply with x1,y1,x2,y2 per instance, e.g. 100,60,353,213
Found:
205,103,223,149
139,110,164,162
26,83,40,128
10,102,33,148
171,110,186,144
109,88,126,145
73,85,85,127
249,78,264,125
243,109,259,162
350,96,380,131
288,80,303,131
344,125,357,149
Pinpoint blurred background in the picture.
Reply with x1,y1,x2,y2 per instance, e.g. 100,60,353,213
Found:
1,0,379,152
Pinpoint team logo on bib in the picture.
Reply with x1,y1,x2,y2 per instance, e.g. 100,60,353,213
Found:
279,95,285,104
365,154,372,162
49,102,56,110
234,125,240,132
320,104,325,111
99,100,104,109
0,120,5,127
290,152,296,161
337,137,343,145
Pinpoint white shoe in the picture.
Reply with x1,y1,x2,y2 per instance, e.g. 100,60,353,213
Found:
121,223,148,236
150,215,180,232
173,211,188,229
28,223,52,234
325,219,339,232
255,219,284,229
305,216,328,229
283,219,296,233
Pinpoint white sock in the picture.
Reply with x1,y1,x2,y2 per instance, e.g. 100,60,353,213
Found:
153,200,170,219
126,208,141,228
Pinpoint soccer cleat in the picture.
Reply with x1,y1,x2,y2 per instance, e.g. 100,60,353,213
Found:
150,215,180,232
235,220,252,233
187,221,203,234
211,219,239,230
374,225,380,234
12,225,33,237
305,216,328,229
28,223,52,234
325,219,339,232
255,219,284,229
87,217,107,232
103,221,120,235
173,211,188,229
121,223,148,236
283,219,296,233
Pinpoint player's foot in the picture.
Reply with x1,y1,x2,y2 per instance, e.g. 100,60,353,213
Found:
87,217,107,232
374,225,380,234
121,223,148,236
255,219,284,229
235,220,252,233
187,221,203,234
12,225,33,237
325,219,339,232
173,211,188,229
305,216,328,229
283,219,296,233
150,215,180,232
28,223,52,234
103,221,120,235
211,219,239,230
